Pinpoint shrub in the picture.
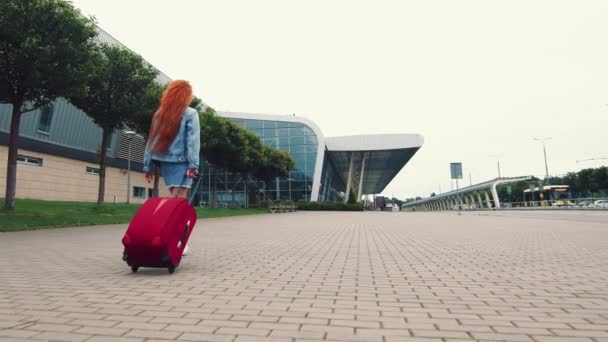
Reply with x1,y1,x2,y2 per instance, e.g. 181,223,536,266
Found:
296,200,363,211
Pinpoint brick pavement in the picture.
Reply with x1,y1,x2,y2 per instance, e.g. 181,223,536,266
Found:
0,210,607,342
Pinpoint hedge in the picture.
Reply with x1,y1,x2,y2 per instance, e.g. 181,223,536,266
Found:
296,200,364,211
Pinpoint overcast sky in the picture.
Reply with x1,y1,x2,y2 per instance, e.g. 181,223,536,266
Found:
72,0,608,199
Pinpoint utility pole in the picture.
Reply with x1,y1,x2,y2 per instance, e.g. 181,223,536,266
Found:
534,137,552,179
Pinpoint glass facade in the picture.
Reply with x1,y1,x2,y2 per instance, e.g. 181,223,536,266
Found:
318,152,346,202
190,118,319,207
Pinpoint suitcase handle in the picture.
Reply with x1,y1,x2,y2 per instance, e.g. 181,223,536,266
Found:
176,173,202,206
180,221,191,246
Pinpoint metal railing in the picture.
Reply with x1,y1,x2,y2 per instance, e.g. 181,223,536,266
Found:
403,197,608,211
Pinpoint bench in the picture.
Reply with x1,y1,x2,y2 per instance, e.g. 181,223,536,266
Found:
269,205,297,213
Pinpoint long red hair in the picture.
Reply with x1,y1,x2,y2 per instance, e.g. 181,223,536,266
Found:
148,80,193,154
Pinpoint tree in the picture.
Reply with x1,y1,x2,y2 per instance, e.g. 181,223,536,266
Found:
576,168,595,197
123,82,165,196
200,108,230,207
347,191,357,204
69,44,158,207
0,0,98,209
222,120,250,207
240,130,263,208
198,108,294,207
253,147,294,203
592,166,608,195
189,96,205,112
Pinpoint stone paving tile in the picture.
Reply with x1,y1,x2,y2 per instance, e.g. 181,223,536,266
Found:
0,211,607,341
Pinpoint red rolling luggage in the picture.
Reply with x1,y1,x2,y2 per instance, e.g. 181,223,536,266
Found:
122,196,197,274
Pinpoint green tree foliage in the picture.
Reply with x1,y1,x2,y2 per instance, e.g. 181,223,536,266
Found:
546,167,608,197
0,0,98,209
497,166,608,201
69,45,158,207
200,108,294,206
347,191,357,204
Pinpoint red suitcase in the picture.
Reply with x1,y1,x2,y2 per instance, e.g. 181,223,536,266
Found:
122,197,197,274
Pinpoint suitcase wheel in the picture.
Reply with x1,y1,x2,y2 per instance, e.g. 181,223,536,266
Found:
131,266,139,273
168,265,175,274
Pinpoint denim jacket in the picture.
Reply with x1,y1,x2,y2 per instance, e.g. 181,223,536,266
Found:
143,107,200,172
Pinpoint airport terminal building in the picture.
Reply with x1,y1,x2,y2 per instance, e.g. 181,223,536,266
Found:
0,28,423,205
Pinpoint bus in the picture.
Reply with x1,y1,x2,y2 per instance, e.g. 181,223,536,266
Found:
523,185,572,207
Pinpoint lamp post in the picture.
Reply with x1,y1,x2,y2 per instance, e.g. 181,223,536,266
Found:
489,154,502,179
534,137,552,179
124,130,136,204
576,157,608,164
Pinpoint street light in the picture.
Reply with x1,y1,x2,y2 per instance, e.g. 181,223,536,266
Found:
489,154,502,179
576,157,608,164
124,130,136,204
534,137,552,179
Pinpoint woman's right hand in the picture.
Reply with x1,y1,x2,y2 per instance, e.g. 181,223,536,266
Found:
145,172,154,183
187,168,198,179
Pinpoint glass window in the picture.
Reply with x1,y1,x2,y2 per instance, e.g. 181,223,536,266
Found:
306,154,317,168
290,136,305,145
290,127,307,136
289,171,305,181
291,181,306,190
17,155,43,166
85,166,100,175
304,169,315,179
305,144,318,153
263,128,277,138
277,121,290,128
263,121,277,129
303,127,316,136
37,103,54,133
245,119,264,129
278,137,289,148
290,144,305,154
263,138,276,148
133,186,146,198
304,135,318,145
291,191,305,202
278,128,289,137
291,153,305,170
234,180,245,191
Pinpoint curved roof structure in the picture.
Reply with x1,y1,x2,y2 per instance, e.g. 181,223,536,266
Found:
216,112,424,201
325,134,424,195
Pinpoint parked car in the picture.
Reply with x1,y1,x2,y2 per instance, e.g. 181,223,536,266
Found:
573,200,592,208
593,200,608,208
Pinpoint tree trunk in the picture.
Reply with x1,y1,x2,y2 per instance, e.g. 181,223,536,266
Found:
212,165,217,208
266,177,272,202
97,128,111,207
153,163,160,197
4,102,23,210
231,173,237,208
243,173,248,208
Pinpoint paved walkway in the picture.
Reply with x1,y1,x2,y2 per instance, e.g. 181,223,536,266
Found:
1,211,607,342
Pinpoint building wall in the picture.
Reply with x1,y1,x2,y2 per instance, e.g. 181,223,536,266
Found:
219,112,326,202
318,150,346,202
0,146,170,203
0,99,121,158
